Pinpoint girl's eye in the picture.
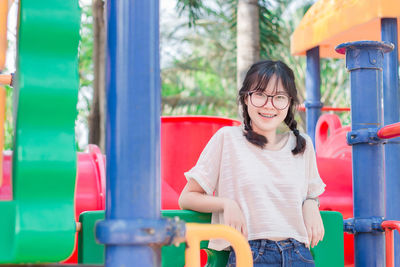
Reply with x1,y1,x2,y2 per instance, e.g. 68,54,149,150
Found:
276,95,287,100
254,92,265,97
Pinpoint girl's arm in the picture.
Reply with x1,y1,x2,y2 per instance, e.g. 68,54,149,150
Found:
179,178,225,212
303,135,326,248
179,178,248,237
302,199,324,248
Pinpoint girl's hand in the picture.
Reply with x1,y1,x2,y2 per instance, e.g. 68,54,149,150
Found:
223,198,248,238
302,199,324,248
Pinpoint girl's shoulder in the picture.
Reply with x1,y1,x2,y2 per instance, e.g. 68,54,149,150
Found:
210,125,244,145
215,125,243,136
299,132,312,143
298,132,316,155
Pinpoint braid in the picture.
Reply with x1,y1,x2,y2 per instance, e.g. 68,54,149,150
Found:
242,106,252,132
242,104,267,148
284,106,306,155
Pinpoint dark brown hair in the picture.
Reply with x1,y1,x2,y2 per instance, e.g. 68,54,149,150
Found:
238,60,306,155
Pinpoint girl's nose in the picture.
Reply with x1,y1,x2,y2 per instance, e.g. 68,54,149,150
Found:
263,97,275,109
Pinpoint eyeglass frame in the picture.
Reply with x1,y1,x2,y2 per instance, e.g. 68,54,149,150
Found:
247,91,291,110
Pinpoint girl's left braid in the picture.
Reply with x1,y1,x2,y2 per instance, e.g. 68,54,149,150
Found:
284,106,306,155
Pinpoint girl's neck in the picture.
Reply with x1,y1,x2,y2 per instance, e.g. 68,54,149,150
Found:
253,129,288,150
254,129,278,145
264,131,277,145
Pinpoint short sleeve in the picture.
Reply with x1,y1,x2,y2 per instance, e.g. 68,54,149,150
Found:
304,134,326,198
184,128,225,195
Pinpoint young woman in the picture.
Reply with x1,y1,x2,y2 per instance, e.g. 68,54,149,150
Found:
179,60,326,267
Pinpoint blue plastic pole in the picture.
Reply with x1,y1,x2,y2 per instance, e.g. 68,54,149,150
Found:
101,0,161,266
305,47,322,146
336,41,393,267
381,18,400,267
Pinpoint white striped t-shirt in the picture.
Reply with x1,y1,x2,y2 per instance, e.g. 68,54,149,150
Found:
184,126,326,251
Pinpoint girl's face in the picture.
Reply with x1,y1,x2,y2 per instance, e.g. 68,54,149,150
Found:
245,75,290,137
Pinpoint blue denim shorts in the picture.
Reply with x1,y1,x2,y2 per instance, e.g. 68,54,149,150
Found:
227,238,315,267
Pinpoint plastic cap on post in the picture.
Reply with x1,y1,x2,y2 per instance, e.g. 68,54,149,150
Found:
335,41,394,55
335,41,394,71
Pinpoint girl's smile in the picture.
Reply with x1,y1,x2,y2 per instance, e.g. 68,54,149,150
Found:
258,112,277,119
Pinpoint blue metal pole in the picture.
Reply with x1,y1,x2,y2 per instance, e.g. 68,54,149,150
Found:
336,41,393,267
381,18,400,267
305,47,322,146
99,0,161,266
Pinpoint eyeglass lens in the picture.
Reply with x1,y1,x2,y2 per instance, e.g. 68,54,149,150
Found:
250,92,289,109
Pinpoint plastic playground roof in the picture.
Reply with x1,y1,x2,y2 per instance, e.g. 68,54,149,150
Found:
290,0,400,59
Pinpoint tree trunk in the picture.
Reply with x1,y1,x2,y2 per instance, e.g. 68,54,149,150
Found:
89,0,106,151
236,0,260,90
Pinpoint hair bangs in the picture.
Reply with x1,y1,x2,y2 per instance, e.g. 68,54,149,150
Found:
249,67,277,93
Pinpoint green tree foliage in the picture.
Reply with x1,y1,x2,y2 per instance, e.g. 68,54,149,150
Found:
162,0,237,117
163,0,284,118
77,2,94,150
4,85,13,150
167,0,351,128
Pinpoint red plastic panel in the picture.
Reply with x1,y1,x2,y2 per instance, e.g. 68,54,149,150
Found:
161,116,240,209
0,152,11,201
0,146,106,218
75,145,106,219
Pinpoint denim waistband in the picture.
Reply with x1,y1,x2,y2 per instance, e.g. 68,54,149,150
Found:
248,238,303,251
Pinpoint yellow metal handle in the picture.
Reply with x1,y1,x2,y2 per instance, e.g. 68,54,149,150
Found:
185,223,253,267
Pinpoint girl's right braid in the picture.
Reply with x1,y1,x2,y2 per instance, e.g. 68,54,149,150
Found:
242,107,252,132
284,107,306,155
242,106,267,148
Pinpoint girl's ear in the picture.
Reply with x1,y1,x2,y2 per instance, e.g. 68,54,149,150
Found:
244,95,248,106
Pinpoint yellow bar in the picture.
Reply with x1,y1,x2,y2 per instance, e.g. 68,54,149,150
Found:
0,74,12,85
185,223,253,267
0,86,5,186
0,0,9,70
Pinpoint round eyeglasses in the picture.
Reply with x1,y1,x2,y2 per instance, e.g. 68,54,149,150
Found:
248,91,290,110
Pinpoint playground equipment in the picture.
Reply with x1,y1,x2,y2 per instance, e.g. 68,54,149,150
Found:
1,0,400,266
383,221,400,267
292,0,400,266
337,40,394,266
0,0,80,262
79,209,344,266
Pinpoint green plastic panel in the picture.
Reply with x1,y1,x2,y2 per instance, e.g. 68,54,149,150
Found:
78,211,105,265
0,0,80,263
311,211,345,267
78,210,344,267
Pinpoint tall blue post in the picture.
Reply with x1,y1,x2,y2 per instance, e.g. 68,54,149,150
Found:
305,47,322,146
336,41,393,267
381,18,400,267
96,0,165,266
